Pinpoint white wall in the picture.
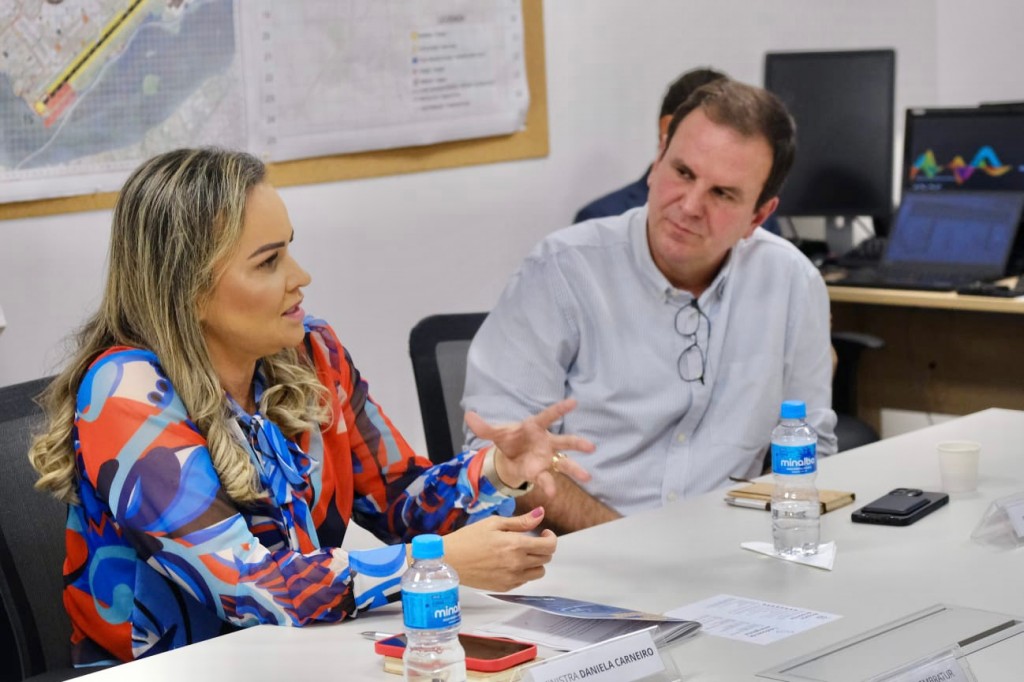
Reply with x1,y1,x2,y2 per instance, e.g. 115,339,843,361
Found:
935,0,1024,106
2,1,1022,451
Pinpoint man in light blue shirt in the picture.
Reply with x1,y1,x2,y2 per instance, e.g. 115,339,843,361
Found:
463,79,837,533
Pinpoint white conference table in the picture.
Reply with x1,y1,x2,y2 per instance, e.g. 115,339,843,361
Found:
77,408,1024,681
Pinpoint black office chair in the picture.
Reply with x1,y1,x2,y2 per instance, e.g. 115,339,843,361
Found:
408,313,488,464
832,331,886,451
407,314,885,464
0,377,90,682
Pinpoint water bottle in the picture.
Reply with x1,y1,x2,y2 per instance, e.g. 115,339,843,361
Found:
771,400,820,556
401,534,467,681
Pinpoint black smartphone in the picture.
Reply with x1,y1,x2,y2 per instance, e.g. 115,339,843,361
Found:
851,488,949,526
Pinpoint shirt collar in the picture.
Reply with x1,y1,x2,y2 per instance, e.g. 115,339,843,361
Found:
225,362,312,505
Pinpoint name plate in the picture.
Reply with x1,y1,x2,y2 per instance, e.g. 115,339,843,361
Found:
521,628,666,682
881,655,970,682
998,497,1024,539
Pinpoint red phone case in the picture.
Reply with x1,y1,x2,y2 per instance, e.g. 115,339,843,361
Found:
374,633,537,672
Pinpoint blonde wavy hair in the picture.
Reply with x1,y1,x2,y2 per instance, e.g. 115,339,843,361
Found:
29,148,328,505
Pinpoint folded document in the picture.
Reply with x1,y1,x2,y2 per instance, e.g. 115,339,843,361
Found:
477,594,701,651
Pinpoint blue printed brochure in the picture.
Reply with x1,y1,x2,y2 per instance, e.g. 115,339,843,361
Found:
480,594,701,651
487,594,689,621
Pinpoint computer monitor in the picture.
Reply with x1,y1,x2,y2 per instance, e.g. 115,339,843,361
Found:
902,107,1024,194
764,49,896,241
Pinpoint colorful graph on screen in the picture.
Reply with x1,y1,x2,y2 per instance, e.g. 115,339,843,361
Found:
909,146,1013,185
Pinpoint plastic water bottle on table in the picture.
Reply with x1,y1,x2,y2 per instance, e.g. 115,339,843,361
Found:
401,534,467,681
771,400,820,556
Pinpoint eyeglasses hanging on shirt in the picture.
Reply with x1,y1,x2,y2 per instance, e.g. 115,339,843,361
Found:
675,300,711,384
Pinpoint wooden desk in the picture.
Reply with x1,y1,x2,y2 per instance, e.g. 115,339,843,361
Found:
828,284,1024,430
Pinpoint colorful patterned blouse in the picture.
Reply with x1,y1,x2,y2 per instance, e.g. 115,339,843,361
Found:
65,317,512,665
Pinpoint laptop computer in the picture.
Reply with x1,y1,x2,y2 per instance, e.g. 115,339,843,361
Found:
829,190,1024,291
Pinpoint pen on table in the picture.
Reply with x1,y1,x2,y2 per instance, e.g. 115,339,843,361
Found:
360,631,396,641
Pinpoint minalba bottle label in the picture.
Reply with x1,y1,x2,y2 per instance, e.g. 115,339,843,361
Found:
771,444,816,475
402,587,461,630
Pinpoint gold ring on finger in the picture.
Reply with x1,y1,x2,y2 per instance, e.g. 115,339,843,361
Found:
551,451,568,472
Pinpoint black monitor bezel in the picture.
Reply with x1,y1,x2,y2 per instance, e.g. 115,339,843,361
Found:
764,48,896,219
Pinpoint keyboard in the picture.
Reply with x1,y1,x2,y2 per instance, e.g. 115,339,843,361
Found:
836,237,887,269
831,268,979,292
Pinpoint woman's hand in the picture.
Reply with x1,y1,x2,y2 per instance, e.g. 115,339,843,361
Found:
442,507,556,592
464,398,594,498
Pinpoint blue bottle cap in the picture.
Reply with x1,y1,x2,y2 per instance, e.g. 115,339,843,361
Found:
780,400,806,419
411,534,444,560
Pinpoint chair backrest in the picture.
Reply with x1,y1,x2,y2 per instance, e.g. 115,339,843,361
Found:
0,377,73,680
408,313,487,464
831,332,885,451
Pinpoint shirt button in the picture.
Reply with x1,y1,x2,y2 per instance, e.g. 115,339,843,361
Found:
676,434,687,443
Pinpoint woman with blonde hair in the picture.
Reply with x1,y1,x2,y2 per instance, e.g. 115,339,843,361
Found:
29,148,593,666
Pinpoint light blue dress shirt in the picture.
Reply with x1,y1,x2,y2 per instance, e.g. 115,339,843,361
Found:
463,206,837,516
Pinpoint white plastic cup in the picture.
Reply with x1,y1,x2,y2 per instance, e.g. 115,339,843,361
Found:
937,441,981,493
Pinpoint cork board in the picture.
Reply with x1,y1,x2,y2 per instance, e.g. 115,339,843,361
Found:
0,0,548,221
